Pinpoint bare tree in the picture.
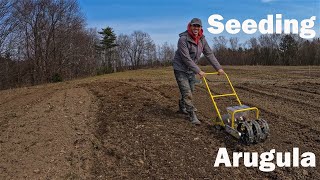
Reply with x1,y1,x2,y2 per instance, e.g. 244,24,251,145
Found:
229,37,239,50
0,0,15,55
160,42,174,65
117,31,153,69
258,34,282,65
117,34,131,69
279,34,298,65
8,0,95,84
246,37,259,49
213,36,228,51
144,39,156,66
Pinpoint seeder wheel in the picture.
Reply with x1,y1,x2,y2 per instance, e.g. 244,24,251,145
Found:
257,119,269,141
237,121,254,144
251,120,263,143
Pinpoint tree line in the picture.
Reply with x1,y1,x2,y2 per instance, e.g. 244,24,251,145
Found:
96,28,174,75
0,0,319,90
0,0,175,90
0,0,98,89
200,34,320,66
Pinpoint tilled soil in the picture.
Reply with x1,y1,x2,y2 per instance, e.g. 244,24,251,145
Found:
0,66,319,179
0,82,99,179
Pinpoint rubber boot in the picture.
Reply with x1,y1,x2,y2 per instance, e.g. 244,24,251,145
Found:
189,111,201,125
179,100,188,114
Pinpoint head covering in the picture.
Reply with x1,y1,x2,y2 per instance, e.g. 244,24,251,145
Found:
190,18,202,26
187,23,203,45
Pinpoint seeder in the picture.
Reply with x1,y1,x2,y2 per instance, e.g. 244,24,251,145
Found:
202,72,269,144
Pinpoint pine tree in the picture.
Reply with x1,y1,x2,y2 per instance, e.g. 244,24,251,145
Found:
98,27,117,50
97,27,118,73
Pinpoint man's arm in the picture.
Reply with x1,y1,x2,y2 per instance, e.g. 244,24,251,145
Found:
202,37,222,71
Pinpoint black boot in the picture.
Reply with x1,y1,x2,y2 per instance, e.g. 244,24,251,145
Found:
179,100,188,114
188,111,201,125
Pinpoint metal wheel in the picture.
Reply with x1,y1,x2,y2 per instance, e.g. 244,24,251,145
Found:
237,121,254,145
257,119,269,141
251,120,262,143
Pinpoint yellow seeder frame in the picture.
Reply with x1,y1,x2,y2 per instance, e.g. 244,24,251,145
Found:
202,72,259,129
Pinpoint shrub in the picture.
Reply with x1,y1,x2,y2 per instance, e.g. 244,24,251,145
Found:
52,73,63,82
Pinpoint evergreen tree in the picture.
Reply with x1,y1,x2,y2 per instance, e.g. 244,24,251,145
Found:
97,27,118,73
98,27,117,50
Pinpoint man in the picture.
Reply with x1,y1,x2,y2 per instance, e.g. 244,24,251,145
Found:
173,18,225,125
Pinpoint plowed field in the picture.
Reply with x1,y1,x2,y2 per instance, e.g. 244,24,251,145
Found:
0,66,319,179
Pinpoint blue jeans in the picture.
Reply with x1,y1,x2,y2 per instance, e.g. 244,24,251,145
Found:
174,70,196,112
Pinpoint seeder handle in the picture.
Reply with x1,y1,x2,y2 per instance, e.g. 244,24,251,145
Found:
203,72,242,105
202,72,243,122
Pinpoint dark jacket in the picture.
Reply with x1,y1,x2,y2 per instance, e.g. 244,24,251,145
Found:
173,31,222,74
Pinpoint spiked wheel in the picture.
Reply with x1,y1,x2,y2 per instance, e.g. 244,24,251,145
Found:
251,120,263,143
257,119,269,141
237,121,254,145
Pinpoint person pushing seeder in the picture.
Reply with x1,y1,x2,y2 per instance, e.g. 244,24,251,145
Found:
172,18,225,125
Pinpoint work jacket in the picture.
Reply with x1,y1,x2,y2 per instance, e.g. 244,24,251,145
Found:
173,31,222,74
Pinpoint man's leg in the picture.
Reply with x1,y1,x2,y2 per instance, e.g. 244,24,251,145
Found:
186,73,200,124
178,98,188,114
177,71,187,114
188,73,198,112
189,73,196,93
174,70,200,124
174,70,194,112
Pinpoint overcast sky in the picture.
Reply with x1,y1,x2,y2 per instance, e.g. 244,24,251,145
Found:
78,0,320,46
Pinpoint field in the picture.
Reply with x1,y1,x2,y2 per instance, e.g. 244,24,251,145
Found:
0,66,319,179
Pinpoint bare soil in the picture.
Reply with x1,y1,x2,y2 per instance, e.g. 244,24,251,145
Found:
0,66,319,179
